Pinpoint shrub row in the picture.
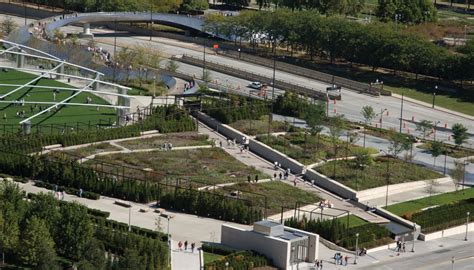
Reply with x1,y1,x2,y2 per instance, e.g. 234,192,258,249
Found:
202,95,269,124
285,216,392,250
201,244,235,256
33,181,101,200
410,198,474,233
204,250,272,270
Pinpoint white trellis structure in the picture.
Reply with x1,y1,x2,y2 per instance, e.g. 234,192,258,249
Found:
0,39,132,134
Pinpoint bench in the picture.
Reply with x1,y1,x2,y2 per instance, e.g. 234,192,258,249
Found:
42,144,62,151
114,201,131,208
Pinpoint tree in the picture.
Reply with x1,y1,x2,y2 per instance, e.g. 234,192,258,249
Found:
180,0,208,11
451,123,468,148
202,69,212,82
54,202,94,260
360,105,375,147
430,140,444,167
415,120,433,140
304,102,325,156
165,59,180,72
354,149,373,191
388,132,411,157
77,239,107,270
450,161,464,191
425,179,440,206
329,115,346,177
19,217,58,270
377,0,437,24
120,249,145,270
0,16,17,37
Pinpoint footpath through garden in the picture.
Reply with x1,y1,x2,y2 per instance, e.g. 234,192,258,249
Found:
196,122,389,224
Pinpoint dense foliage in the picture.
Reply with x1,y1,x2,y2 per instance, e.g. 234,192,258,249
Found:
408,198,474,234
0,183,168,269
206,9,474,82
376,0,437,24
285,216,392,250
204,250,272,270
202,95,269,124
0,105,196,153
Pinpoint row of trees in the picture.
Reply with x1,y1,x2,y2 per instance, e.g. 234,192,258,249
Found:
24,0,208,13
206,9,474,82
202,94,270,124
377,0,437,24
0,182,168,269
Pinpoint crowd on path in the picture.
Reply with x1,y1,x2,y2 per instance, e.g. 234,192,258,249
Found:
177,240,196,253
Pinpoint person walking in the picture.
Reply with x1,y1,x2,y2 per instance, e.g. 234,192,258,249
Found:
273,172,277,180
255,175,259,183
184,241,188,251
279,172,282,180
191,242,195,253
247,175,251,183
402,242,406,253
344,255,348,266
320,260,323,269
178,241,183,251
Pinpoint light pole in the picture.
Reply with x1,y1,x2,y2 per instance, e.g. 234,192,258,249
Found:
432,85,438,108
354,233,359,264
433,121,441,141
149,1,153,41
452,256,455,270
225,262,229,270
377,108,388,130
128,202,132,231
465,211,470,241
399,94,404,133
113,17,117,83
267,41,277,138
380,149,391,207
153,75,157,98
411,222,416,252
238,48,241,58
167,216,171,267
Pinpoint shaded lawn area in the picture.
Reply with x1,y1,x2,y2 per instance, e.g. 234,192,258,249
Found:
316,157,443,190
229,115,297,136
62,143,121,158
117,132,210,150
257,132,377,165
385,188,474,217
0,70,116,129
219,181,321,216
417,142,474,159
90,148,268,186
336,214,369,229
203,252,224,264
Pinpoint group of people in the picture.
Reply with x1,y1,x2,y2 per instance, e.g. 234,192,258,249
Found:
161,142,174,151
333,252,349,266
395,240,407,255
183,80,195,92
88,46,112,65
177,241,196,253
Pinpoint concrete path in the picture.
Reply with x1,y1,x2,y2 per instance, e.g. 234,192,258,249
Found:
171,240,200,270
197,122,389,224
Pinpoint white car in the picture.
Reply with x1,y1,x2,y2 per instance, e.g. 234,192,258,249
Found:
249,81,262,89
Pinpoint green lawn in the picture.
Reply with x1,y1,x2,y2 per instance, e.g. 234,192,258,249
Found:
385,187,474,217
257,132,377,165
203,252,224,264
336,214,369,229
220,181,321,215
316,157,443,190
88,148,269,186
117,132,210,150
0,70,116,130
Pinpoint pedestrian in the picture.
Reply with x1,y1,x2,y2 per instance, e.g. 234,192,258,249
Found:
247,175,251,183
315,260,320,269
61,191,65,201
395,240,400,252
191,242,195,253
402,242,406,253
219,141,223,148
344,255,348,266
320,260,323,269
79,188,83,198
293,179,297,186
273,172,277,180
274,161,278,170
178,241,183,251
255,175,259,183
279,172,282,180
184,240,188,250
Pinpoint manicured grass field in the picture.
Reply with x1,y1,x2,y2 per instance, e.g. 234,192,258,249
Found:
219,181,321,215
257,132,377,165
89,148,268,186
385,188,474,216
316,157,443,190
117,132,210,150
336,214,369,229
0,70,116,129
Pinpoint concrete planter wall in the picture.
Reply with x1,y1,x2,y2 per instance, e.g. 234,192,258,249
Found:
304,169,358,200
419,222,474,241
356,177,451,202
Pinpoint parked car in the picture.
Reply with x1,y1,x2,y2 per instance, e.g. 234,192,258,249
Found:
249,81,263,89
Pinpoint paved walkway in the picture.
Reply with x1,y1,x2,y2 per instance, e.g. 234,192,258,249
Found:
171,240,200,270
197,122,389,224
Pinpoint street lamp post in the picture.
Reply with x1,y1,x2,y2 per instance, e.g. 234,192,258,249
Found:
411,222,416,252
267,41,277,137
380,149,391,207
128,202,132,231
377,108,388,130
433,121,441,141
465,211,470,241
399,94,404,133
149,2,153,41
167,216,171,267
452,256,455,270
23,0,27,26
354,233,359,264
238,48,241,58
432,85,438,108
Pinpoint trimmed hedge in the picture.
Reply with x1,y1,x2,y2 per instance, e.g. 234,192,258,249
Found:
285,216,392,250
204,250,272,270
34,181,101,200
411,198,474,233
201,244,235,256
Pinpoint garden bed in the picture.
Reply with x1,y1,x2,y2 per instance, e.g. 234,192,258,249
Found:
257,132,377,165
417,142,474,158
117,132,210,150
88,148,268,186
229,116,298,136
316,156,442,190
62,143,121,157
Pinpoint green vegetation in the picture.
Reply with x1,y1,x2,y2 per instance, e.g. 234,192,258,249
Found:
117,132,210,150
316,157,442,190
219,181,321,215
336,214,369,229
0,181,168,269
285,216,392,250
0,70,115,127
201,244,272,270
229,116,294,135
203,252,224,264
385,188,474,216
257,132,377,165
90,148,268,186
63,143,120,157
417,142,474,158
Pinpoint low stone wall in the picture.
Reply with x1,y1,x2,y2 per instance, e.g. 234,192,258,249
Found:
249,139,304,175
374,207,420,237
419,222,474,241
305,169,358,200
357,177,452,202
